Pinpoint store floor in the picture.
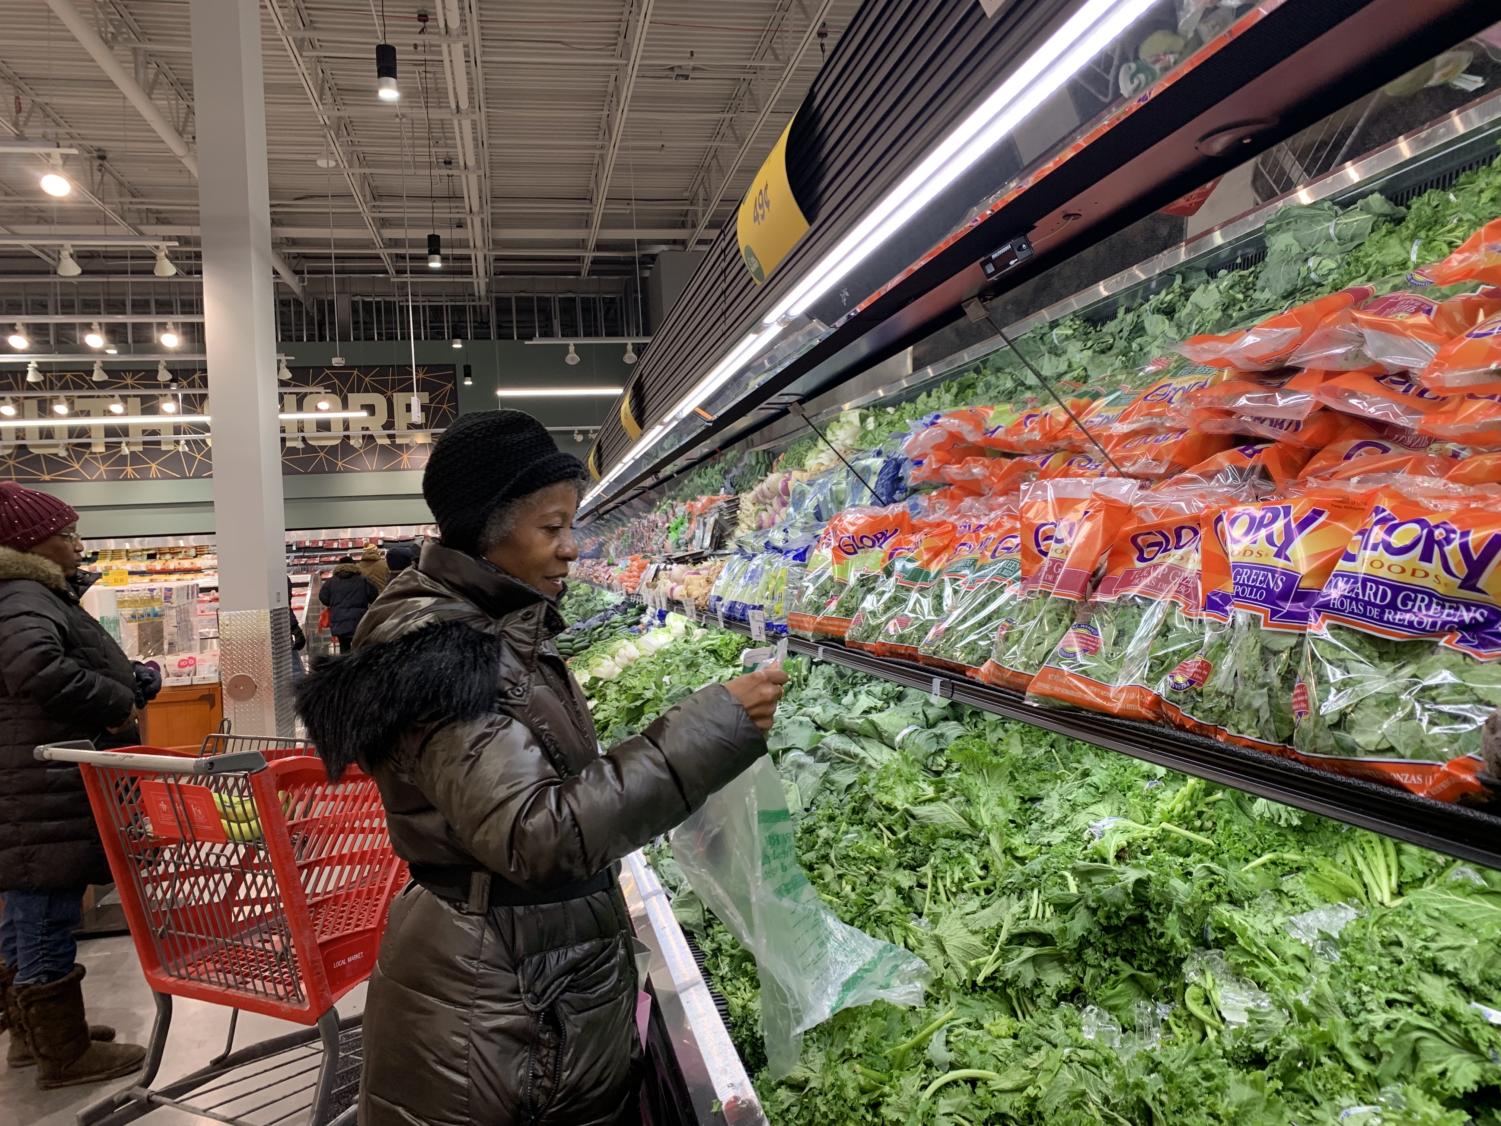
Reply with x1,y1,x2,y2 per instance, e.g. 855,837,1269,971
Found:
5,934,365,1126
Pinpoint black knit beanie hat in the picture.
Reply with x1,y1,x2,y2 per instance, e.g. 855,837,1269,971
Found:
423,409,585,555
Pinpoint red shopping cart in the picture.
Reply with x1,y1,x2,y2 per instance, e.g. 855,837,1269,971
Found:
35,733,406,1126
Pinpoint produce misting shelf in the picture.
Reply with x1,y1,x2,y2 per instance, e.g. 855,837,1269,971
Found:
694,613,1501,872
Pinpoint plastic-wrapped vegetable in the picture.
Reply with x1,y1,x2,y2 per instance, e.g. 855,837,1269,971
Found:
1028,488,1232,720
1159,490,1369,751
847,519,959,658
1186,367,1332,420
917,512,1023,673
1178,288,1372,371
979,477,1139,691
1191,406,1380,449
1294,488,1501,800
787,505,913,639
1110,355,1226,431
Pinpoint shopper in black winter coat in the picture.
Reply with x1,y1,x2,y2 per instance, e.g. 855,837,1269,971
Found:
0,482,146,1088
318,558,379,653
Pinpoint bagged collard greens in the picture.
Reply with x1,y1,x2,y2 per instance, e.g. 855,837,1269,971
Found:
979,477,1138,691
917,510,1023,674
787,505,913,639
1159,490,1370,751
1294,487,1501,799
1027,488,1230,721
845,518,956,654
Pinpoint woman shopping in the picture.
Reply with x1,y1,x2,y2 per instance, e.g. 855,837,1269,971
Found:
0,483,148,1088
296,410,786,1126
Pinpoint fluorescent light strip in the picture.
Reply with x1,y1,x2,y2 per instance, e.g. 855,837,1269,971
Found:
278,411,374,420
0,410,370,429
763,0,1157,326
494,386,623,398
585,1,1157,510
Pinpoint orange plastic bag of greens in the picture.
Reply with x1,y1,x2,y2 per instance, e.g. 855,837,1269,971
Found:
917,454,1034,495
1354,289,1501,375
856,520,964,659
846,520,953,655
1415,217,1501,287
1313,369,1447,429
1299,438,1461,480
1037,451,1120,480
1060,388,1139,447
1448,453,1501,486
1420,312,1501,396
1027,488,1231,721
1111,356,1227,431
981,401,1087,455
1186,367,1332,420
1161,443,1309,493
788,506,913,638
978,477,1139,691
1157,491,1369,752
917,508,1023,674
1178,288,1372,371
1191,406,1379,449
1102,426,1236,478
902,408,996,483
1419,395,1501,446
1294,490,1501,801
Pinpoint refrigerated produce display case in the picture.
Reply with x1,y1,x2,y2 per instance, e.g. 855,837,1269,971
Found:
575,5,1501,1125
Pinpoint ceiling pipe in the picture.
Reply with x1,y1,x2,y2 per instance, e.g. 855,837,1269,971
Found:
41,0,308,306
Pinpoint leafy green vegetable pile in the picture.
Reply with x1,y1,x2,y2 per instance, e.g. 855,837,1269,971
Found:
582,628,1501,1125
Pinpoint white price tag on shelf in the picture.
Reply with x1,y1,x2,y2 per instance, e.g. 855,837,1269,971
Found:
748,608,767,642
929,676,946,704
717,606,726,630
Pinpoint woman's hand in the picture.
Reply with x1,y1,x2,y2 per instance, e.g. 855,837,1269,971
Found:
724,666,789,732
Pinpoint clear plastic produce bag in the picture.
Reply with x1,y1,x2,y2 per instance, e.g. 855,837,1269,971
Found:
671,756,930,1078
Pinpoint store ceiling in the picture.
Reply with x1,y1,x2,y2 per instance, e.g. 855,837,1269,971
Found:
0,0,859,292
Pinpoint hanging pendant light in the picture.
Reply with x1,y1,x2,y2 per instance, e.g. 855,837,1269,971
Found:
158,322,180,349
376,43,400,102
24,361,41,384
623,342,638,365
107,398,125,415
277,357,294,382
55,245,81,278
156,360,172,383
0,400,16,417
39,153,71,198
83,322,105,349
52,399,70,417
564,342,581,366
159,398,178,415
427,233,442,269
153,246,177,278
91,359,107,383
7,324,29,350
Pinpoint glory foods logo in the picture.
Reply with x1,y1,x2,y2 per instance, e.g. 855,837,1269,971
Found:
1220,504,1328,563
1130,522,1200,564
1345,505,1501,596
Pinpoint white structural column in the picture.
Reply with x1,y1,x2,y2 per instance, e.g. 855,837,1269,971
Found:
190,0,293,736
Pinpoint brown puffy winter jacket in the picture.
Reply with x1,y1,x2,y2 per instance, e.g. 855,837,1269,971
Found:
295,543,765,1126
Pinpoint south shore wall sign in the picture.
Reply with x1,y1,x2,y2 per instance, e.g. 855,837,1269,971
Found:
0,365,457,482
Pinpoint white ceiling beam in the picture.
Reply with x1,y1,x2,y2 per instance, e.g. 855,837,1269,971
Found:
40,0,308,305
686,0,837,245
263,0,397,279
0,225,704,242
579,0,655,277
434,0,488,299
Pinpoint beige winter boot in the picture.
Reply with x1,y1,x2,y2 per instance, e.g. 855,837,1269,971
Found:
15,965,143,1088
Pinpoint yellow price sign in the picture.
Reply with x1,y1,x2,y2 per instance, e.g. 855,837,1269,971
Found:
737,116,809,285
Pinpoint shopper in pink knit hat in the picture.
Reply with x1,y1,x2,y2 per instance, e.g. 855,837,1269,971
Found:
0,483,147,1087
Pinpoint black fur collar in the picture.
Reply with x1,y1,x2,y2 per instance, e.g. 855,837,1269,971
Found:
295,619,501,779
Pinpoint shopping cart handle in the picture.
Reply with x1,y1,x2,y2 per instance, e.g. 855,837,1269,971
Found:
35,741,268,774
